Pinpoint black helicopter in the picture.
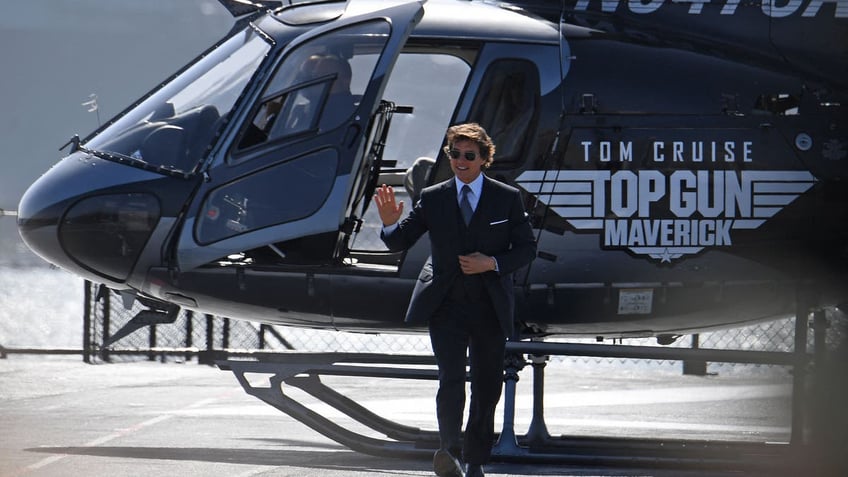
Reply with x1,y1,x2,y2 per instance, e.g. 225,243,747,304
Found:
17,0,847,341
14,0,848,467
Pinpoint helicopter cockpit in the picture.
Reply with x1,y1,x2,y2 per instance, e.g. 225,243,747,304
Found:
83,27,271,175
18,0,559,292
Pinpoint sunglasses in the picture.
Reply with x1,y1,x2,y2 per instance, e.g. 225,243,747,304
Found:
446,149,479,161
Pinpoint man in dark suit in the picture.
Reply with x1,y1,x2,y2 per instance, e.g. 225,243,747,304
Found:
374,123,536,477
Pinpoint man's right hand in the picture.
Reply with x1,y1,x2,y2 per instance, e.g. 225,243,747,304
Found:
374,184,404,226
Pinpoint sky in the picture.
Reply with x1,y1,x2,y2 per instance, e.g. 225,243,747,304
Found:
0,0,233,207
0,0,234,262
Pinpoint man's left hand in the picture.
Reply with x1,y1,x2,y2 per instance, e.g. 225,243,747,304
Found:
459,252,496,275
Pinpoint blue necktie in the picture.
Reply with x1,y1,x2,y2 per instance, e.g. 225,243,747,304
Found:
460,184,473,226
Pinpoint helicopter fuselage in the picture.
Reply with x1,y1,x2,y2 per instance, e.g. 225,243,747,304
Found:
17,0,848,339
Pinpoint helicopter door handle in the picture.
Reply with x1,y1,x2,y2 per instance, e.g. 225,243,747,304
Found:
344,124,360,148
580,93,597,114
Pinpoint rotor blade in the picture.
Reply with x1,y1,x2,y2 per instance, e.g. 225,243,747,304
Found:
216,0,283,17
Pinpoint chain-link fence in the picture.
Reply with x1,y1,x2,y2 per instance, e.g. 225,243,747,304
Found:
82,281,846,373
82,281,434,364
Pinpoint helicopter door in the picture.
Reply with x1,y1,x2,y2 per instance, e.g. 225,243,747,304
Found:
178,2,424,271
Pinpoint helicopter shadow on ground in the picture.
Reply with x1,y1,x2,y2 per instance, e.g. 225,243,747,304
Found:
26,437,436,474
25,440,780,477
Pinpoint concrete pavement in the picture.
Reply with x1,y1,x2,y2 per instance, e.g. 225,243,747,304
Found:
0,354,807,477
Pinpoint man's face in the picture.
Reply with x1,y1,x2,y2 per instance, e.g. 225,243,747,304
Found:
448,139,485,184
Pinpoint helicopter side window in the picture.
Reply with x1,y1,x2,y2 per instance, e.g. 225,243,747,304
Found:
467,59,540,167
196,149,337,244
236,22,389,152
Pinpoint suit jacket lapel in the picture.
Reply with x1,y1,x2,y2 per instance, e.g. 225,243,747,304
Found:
439,180,464,234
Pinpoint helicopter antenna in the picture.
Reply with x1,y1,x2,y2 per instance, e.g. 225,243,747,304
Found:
0,208,18,218
524,0,568,274
81,93,101,127
557,0,567,114
530,0,568,216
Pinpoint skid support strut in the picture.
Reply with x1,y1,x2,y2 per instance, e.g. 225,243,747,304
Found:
219,353,441,458
218,340,808,472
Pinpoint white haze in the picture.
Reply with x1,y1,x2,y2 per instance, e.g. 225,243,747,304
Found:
0,267,84,348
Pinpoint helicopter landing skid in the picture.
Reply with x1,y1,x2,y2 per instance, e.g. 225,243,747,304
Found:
219,352,441,459
217,343,804,472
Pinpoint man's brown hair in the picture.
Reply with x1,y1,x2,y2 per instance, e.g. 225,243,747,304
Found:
444,123,496,168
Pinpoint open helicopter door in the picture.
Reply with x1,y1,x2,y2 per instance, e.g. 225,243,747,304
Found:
175,2,424,272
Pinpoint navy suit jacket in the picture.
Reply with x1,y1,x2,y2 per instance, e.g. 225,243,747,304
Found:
381,175,537,338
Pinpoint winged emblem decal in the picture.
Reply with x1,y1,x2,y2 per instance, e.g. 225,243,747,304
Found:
516,170,817,262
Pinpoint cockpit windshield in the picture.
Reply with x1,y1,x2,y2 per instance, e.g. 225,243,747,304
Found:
84,28,271,174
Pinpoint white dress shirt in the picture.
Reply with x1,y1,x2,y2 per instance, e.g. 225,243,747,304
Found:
455,174,484,212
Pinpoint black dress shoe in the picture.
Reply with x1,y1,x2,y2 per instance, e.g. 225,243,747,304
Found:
465,463,485,477
433,449,463,477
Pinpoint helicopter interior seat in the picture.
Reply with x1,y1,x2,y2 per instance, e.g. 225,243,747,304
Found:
283,99,308,129
403,156,435,204
468,64,535,163
269,93,314,137
488,100,532,162
140,104,220,172
174,104,220,169
140,124,187,170
265,87,359,138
